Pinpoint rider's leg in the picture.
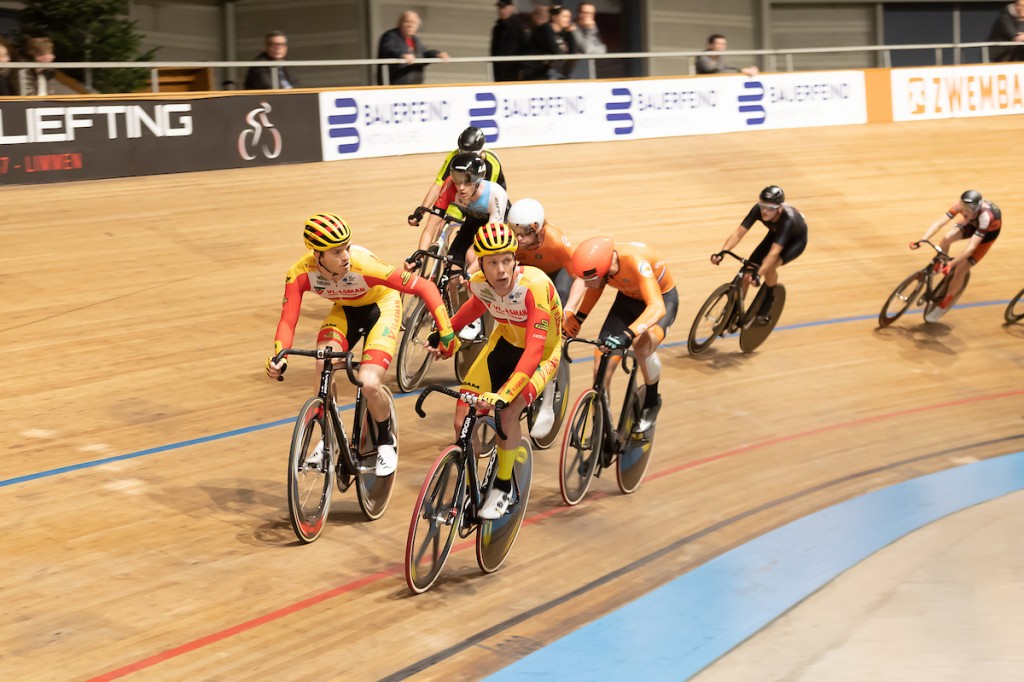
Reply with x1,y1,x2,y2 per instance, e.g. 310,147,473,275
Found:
633,329,664,432
480,392,527,520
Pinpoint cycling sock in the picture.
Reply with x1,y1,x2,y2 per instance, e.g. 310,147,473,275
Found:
644,382,660,408
375,417,393,445
496,445,520,481
493,476,512,493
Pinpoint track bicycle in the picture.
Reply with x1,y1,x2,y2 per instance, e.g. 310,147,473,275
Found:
405,386,533,594
558,337,657,506
878,240,971,327
525,341,572,449
687,250,786,355
1003,286,1024,324
273,346,398,543
395,205,492,392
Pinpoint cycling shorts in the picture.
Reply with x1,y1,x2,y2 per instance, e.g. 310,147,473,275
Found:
460,336,560,406
749,232,807,266
599,287,679,339
318,292,402,369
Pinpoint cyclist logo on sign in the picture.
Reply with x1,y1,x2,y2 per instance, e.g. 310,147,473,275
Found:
238,101,283,161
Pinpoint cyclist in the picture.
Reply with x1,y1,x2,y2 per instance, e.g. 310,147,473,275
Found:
507,197,577,438
436,222,562,520
411,126,506,216
564,237,678,434
711,185,808,323
407,151,510,340
265,212,459,476
913,189,1001,323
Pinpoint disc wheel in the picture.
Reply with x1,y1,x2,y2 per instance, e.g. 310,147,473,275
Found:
354,387,398,521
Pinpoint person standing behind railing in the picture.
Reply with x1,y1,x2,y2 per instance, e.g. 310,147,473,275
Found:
695,34,759,77
570,3,606,79
15,37,56,96
524,4,576,80
244,31,298,90
377,10,450,86
988,0,1024,62
0,38,15,96
491,0,528,82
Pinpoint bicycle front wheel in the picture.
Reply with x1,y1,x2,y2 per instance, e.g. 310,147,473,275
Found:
396,298,434,393
559,389,604,506
878,271,925,327
405,446,466,594
688,284,734,355
1005,287,1024,324
287,397,335,544
477,438,534,574
354,386,398,521
528,356,571,450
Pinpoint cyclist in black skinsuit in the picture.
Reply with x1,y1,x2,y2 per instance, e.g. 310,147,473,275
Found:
711,185,808,323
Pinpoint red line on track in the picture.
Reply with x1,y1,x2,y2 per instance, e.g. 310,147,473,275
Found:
89,388,1024,680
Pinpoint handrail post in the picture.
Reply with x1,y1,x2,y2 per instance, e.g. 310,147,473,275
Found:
935,47,942,66
785,53,794,72
151,67,159,93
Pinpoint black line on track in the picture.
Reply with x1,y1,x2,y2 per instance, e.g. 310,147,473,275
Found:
380,432,1024,681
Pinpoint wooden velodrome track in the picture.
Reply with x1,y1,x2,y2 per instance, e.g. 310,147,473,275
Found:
2,115,1023,681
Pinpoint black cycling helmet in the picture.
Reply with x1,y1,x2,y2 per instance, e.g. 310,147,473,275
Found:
759,185,785,205
960,189,983,208
457,126,486,153
450,151,486,185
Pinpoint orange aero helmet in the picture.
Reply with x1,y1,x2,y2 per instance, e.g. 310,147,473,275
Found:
303,212,352,251
473,222,518,257
572,237,615,279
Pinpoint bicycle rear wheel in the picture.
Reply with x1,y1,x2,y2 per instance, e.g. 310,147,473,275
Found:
688,284,734,355
396,299,434,393
354,386,398,521
527,356,571,450
477,438,533,574
287,397,335,544
405,446,466,594
1005,287,1024,324
739,284,786,354
923,270,971,321
878,271,925,327
455,313,493,383
617,391,655,494
559,389,604,506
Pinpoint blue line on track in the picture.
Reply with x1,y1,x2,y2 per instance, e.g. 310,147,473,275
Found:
485,451,1024,681
0,299,1011,489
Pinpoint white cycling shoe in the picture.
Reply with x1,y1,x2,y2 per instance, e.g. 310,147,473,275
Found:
478,485,514,520
529,407,556,439
458,318,483,341
375,443,398,477
305,440,325,467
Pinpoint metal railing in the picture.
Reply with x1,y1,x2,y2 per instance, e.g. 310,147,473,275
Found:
2,41,1020,94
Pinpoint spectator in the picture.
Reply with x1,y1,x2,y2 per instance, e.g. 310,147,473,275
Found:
491,0,527,82
696,33,759,77
244,31,298,90
16,37,56,96
988,0,1024,62
531,5,551,29
524,4,576,80
570,2,606,79
377,10,450,86
0,38,15,96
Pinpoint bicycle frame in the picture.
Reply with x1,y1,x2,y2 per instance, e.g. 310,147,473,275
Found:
567,338,638,463
718,250,762,333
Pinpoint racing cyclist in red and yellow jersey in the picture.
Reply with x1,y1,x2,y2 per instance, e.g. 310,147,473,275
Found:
507,197,578,439
563,237,679,434
266,213,458,476
437,222,562,520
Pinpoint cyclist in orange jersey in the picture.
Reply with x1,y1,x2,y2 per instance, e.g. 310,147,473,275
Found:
266,212,459,476
434,222,562,519
565,237,678,433
508,197,577,438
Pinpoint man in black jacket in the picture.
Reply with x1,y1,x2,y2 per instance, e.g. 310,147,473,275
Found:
524,4,577,80
377,11,450,86
244,31,298,90
491,0,527,82
988,0,1024,62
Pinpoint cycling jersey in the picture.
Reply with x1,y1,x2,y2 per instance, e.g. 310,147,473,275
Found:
949,199,1002,243
451,265,562,404
575,242,676,336
274,245,452,367
515,222,574,275
434,178,509,224
433,149,506,189
741,204,808,246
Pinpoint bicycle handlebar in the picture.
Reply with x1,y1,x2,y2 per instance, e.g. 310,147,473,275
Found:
563,337,635,374
405,247,454,266
415,384,508,441
713,250,761,286
272,348,362,387
408,205,466,228
911,239,949,258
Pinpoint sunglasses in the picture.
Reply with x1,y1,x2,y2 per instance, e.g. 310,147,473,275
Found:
758,202,781,211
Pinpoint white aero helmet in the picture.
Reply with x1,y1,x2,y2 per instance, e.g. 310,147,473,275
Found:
508,198,545,230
